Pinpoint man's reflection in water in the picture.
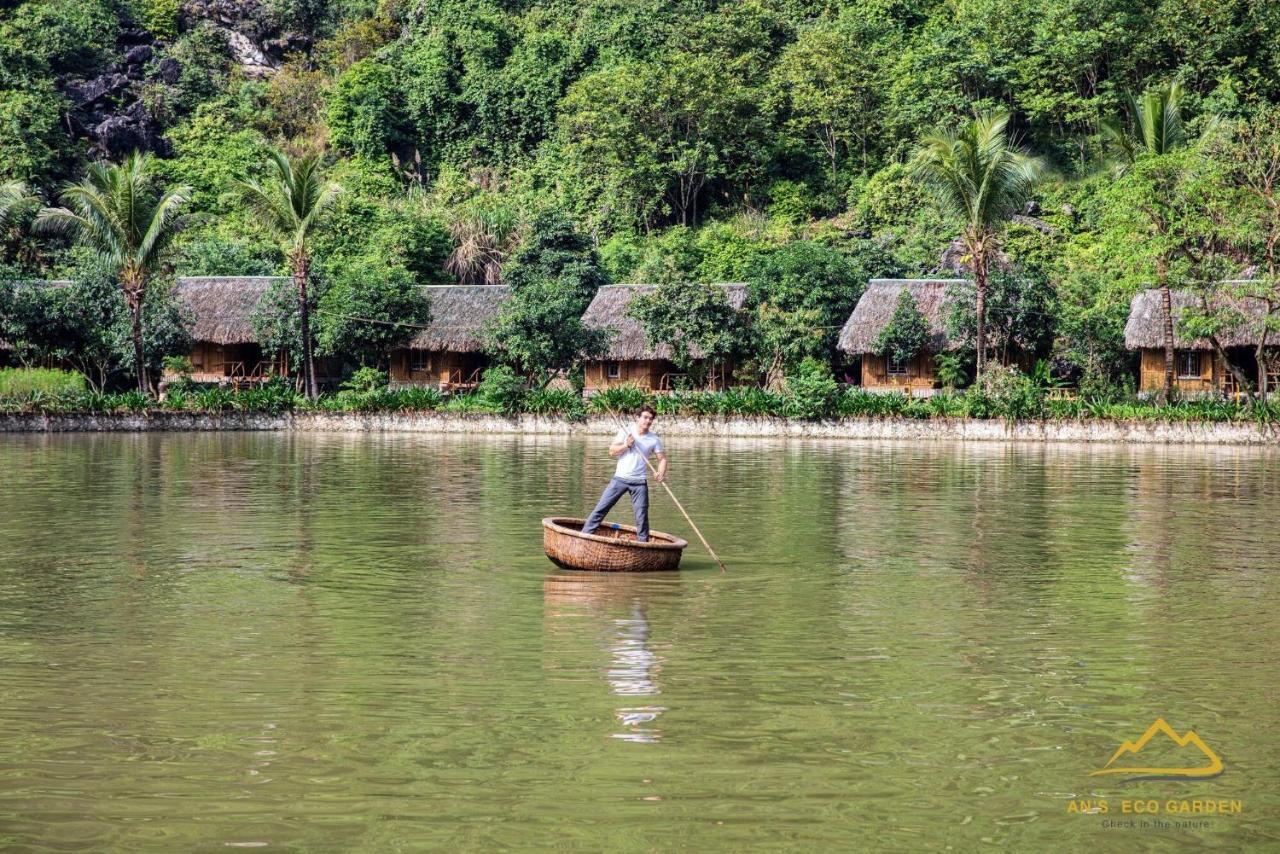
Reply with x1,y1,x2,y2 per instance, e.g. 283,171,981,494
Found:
607,602,665,742
543,573,672,743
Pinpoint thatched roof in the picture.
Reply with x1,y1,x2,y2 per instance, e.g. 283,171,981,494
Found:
407,285,510,352
174,276,286,345
581,283,749,361
838,279,967,354
0,280,73,350
1124,287,1276,350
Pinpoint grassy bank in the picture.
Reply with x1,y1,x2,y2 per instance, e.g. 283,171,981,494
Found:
1,379,1277,425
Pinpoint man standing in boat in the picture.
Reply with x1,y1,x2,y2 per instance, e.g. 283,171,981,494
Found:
582,404,667,542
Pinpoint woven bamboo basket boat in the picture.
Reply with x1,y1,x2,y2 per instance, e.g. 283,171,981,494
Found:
541,517,688,572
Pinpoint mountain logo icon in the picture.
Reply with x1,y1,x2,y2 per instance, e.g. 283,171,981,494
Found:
1091,718,1224,780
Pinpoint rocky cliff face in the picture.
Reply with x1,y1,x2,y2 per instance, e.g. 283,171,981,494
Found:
57,1,313,159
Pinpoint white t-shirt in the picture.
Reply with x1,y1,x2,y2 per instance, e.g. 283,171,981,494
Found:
613,426,663,482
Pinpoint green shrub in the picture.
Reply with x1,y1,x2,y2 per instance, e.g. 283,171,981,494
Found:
443,393,499,414
129,0,179,39
934,353,968,392
0,368,86,398
524,387,585,418
194,386,234,412
340,366,388,394
967,365,1046,421
474,365,527,415
719,385,786,417
783,358,839,420
588,384,650,415
837,388,910,417
392,386,444,411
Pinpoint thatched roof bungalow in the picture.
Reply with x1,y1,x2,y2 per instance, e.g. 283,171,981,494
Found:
169,276,292,384
838,279,965,393
1124,287,1279,394
581,283,749,392
388,284,510,390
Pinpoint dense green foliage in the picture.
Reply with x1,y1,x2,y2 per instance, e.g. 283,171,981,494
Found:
874,289,930,364
484,211,608,379
4,0,1280,396
629,281,748,384
4,368,1278,426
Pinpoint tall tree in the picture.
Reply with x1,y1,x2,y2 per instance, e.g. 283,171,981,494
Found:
236,150,338,398
911,111,1044,376
1103,81,1218,400
33,153,189,393
484,211,609,381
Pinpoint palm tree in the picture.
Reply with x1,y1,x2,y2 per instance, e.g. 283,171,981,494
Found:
1101,81,1187,170
911,111,1044,377
236,150,338,398
0,180,39,229
1103,81,1217,401
33,154,189,393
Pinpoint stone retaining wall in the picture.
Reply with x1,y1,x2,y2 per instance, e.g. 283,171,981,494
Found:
1,412,1276,444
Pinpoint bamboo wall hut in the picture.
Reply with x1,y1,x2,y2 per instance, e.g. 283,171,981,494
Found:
169,276,295,385
838,279,965,393
1124,288,1279,395
387,285,509,390
580,283,749,393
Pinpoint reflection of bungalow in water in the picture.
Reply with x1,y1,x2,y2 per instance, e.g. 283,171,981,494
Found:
1124,287,1280,395
387,285,509,391
838,279,965,393
169,276,291,384
580,283,749,394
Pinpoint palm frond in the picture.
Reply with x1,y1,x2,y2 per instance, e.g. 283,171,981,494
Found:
237,149,336,253
910,110,1043,238
138,185,192,263
32,154,187,275
0,180,38,227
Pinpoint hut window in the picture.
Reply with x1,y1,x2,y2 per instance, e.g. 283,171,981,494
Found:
410,351,432,373
886,355,909,376
1177,350,1201,378
606,361,621,379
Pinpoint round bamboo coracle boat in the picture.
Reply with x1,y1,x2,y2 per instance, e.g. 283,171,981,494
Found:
541,517,688,572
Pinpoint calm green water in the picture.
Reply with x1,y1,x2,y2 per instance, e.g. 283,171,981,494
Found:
0,433,1277,851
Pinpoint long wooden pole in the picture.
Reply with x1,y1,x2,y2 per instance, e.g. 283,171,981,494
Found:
604,406,727,573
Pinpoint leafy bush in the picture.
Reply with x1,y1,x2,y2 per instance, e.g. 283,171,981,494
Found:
474,365,527,415
393,386,444,411
783,358,839,420
719,385,786,417
194,386,234,412
442,393,499,414
524,387,585,418
934,353,968,392
340,366,388,394
873,289,930,364
0,368,86,398
588,384,650,416
967,365,1046,421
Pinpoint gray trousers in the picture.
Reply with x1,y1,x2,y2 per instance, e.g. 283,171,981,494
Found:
583,477,650,541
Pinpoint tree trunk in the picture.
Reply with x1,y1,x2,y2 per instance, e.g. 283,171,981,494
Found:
1209,336,1255,404
294,251,318,399
1258,340,1267,404
973,234,988,379
124,271,148,394
1158,260,1174,404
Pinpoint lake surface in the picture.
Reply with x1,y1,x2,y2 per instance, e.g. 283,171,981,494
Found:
0,432,1277,851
